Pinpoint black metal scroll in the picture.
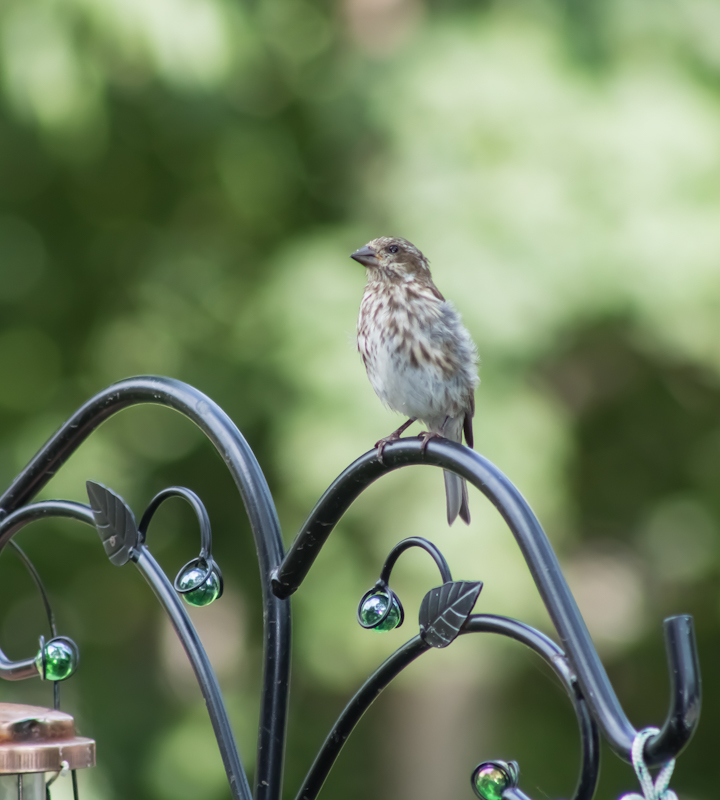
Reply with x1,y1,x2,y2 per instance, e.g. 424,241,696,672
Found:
0,377,290,800
272,438,701,769
295,614,600,800
0,377,702,800
0,499,252,800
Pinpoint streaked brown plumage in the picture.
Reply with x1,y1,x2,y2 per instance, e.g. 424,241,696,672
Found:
352,237,479,525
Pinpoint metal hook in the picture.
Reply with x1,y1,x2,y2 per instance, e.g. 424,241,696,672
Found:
137,486,224,601
45,759,71,799
378,536,453,585
138,486,212,556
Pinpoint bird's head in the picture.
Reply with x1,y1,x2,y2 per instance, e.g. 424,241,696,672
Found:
351,237,431,280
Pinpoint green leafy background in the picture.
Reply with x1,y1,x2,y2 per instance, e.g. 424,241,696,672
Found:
0,0,718,798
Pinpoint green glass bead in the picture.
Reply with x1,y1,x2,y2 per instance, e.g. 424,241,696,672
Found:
178,566,221,607
359,592,401,631
473,765,510,800
35,640,77,681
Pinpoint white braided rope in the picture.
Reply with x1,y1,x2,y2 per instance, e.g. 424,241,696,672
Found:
619,728,678,800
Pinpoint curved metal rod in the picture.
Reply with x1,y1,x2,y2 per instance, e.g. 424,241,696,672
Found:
8,540,57,638
0,376,290,800
138,487,222,596
463,617,599,800
0,501,95,679
294,614,599,800
0,500,253,800
134,544,251,800
272,438,700,766
138,486,211,555
379,536,453,585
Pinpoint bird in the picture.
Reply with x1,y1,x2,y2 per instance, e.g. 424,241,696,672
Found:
352,236,479,525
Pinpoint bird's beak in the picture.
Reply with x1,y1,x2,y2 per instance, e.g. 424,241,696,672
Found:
351,245,379,268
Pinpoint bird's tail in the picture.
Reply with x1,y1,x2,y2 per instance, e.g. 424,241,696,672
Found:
442,416,470,526
444,470,470,525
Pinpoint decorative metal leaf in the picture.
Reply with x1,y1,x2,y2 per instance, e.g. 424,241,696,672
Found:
419,581,483,648
86,481,138,566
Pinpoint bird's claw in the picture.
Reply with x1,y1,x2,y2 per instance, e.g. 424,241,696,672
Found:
373,418,418,464
418,431,442,455
374,435,399,464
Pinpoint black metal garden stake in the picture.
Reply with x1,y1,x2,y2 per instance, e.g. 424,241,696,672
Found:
0,376,701,800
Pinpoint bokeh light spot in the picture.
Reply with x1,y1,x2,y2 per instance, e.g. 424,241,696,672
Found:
0,216,46,301
0,328,61,411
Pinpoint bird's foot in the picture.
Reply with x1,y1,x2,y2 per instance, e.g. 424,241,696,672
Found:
374,418,417,464
418,431,442,455
374,433,401,464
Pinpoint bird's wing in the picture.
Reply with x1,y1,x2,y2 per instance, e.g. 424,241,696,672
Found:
463,394,475,449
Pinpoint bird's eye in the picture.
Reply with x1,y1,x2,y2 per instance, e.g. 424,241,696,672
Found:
388,245,399,254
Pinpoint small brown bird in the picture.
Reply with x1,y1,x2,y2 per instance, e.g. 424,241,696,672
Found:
352,237,479,525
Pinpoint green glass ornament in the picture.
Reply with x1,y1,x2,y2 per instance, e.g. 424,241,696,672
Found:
178,565,222,607
472,764,511,800
36,639,78,681
359,592,401,631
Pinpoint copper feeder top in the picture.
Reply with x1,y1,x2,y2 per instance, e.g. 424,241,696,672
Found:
0,704,95,774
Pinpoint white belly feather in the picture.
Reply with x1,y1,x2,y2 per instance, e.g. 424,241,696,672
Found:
357,280,478,429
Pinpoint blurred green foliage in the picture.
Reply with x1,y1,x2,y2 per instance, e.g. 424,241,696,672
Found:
0,0,719,799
